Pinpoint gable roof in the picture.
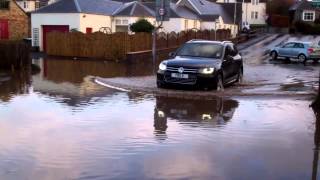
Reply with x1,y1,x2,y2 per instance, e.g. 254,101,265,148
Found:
177,0,235,23
290,0,318,11
142,2,199,20
33,0,123,15
113,1,154,17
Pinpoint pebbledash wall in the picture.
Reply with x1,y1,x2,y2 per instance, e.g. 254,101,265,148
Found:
0,0,29,40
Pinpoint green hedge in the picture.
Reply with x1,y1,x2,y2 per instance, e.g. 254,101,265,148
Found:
295,21,320,35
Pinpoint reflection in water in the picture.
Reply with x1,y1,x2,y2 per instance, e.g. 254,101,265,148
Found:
0,57,319,179
0,70,31,102
154,96,238,140
33,57,155,84
312,102,320,180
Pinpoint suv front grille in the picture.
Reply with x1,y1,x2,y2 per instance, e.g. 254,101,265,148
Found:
166,66,198,73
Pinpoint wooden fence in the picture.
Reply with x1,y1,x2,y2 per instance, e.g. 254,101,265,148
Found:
46,29,232,60
0,40,31,70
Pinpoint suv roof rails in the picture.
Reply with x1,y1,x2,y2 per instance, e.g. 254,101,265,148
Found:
222,41,232,44
187,39,205,43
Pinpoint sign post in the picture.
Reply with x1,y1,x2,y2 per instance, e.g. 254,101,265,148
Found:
153,0,170,74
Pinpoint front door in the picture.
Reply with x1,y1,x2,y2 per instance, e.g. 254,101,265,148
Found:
42,25,69,52
0,19,9,40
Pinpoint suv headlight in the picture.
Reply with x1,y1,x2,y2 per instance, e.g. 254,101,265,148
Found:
199,67,215,74
159,62,167,71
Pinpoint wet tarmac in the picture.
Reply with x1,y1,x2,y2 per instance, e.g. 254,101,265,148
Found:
0,34,319,179
95,34,320,97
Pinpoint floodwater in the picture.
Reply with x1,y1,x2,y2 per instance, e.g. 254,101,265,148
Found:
0,57,319,179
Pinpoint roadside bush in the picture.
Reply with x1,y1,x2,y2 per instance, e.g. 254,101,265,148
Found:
130,19,155,33
295,21,320,35
315,18,320,24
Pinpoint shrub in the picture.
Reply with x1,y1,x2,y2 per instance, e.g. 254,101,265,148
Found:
130,19,155,33
294,21,320,35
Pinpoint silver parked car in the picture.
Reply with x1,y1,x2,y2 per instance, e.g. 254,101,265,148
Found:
270,41,320,63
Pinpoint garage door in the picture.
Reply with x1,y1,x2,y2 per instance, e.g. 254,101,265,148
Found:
43,25,69,52
0,19,9,40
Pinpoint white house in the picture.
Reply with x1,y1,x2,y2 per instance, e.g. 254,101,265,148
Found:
176,0,239,35
216,0,267,26
112,1,156,32
146,2,201,33
31,0,122,51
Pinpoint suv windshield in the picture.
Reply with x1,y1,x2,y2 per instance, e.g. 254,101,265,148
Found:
176,43,223,59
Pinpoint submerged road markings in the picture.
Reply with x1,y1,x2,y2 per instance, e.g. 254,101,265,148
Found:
94,78,131,92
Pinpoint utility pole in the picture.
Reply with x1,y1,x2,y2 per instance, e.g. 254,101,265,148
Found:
153,0,169,74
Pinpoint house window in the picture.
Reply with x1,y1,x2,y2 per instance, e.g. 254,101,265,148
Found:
0,0,9,9
122,20,128,25
185,20,188,30
193,20,197,28
251,11,258,19
35,0,40,9
33,28,39,47
303,11,315,22
115,19,121,25
251,0,259,5
23,1,28,8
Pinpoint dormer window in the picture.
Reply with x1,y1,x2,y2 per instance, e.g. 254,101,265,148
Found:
0,0,9,10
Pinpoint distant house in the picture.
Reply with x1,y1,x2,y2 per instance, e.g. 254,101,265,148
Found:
0,0,29,40
216,0,267,27
289,0,320,24
112,1,155,32
144,1,202,33
31,0,122,51
177,0,238,34
16,0,40,12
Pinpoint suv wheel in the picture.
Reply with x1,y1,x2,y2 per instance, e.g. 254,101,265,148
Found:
298,54,307,63
214,74,224,91
271,51,278,60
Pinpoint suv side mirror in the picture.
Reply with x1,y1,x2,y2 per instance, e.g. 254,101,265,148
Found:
168,52,175,58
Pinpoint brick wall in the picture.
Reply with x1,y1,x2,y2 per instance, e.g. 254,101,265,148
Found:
0,0,29,40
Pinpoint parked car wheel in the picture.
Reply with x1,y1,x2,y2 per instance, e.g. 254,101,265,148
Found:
214,74,224,91
237,68,243,83
298,54,307,63
271,51,278,60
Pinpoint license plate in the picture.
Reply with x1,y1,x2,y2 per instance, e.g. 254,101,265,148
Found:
171,73,189,79
170,109,188,115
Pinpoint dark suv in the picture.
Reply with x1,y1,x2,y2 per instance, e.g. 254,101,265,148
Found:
157,40,243,90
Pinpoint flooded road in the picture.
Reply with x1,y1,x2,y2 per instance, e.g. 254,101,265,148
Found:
0,35,319,179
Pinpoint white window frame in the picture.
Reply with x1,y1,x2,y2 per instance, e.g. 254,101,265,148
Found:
32,28,39,47
302,11,315,22
252,0,259,5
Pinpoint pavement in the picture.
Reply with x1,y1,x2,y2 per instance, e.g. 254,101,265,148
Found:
94,34,320,99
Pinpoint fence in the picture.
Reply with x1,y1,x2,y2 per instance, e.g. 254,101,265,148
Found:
270,15,290,28
46,29,232,61
0,40,31,70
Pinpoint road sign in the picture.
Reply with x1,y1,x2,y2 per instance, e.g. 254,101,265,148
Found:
156,0,170,21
